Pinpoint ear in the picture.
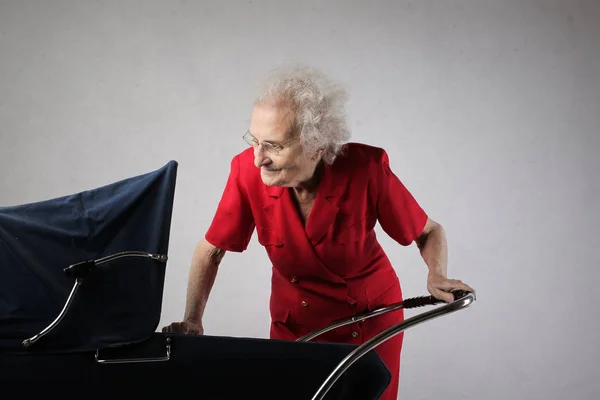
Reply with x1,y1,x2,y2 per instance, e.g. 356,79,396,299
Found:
311,147,325,161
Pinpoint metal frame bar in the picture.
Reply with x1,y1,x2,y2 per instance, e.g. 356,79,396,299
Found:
21,251,168,349
21,278,84,348
95,337,172,364
309,291,475,400
94,251,168,266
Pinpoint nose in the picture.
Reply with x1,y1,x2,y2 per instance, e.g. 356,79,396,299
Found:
253,145,270,168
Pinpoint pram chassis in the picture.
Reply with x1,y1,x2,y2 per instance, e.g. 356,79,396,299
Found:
18,250,475,399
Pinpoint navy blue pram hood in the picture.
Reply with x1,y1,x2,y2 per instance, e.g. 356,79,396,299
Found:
0,161,177,354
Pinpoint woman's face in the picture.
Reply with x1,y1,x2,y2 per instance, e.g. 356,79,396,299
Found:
248,102,322,188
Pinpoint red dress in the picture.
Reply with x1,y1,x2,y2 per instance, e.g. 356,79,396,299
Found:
205,142,428,400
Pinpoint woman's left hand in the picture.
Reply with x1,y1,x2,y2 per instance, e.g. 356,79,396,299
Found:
427,272,475,303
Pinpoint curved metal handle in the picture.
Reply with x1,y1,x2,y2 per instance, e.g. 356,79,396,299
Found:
297,291,457,342
95,337,172,364
310,290,475,400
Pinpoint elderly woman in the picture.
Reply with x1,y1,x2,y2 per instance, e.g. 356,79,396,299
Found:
164,65,474,400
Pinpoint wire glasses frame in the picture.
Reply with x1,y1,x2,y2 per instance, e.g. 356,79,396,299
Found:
242,130,299,155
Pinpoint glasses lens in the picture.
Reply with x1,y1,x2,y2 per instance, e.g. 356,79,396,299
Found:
243,132,281,155
268,144,282,155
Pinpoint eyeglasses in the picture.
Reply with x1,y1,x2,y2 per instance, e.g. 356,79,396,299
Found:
242,130,299,155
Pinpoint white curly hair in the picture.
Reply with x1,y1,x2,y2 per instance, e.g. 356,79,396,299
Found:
255,64,351,164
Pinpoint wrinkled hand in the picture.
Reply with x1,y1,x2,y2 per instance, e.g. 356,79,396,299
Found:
427,273,475,303
161,320,204,335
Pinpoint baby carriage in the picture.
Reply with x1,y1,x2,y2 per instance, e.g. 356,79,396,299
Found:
0,160,474,399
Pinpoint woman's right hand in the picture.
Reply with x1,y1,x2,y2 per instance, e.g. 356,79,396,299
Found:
161,320,204,335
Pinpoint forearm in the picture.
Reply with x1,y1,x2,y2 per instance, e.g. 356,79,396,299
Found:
416,221,448,279
182,238,225,323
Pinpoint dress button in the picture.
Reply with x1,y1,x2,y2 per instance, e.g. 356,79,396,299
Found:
352,331,359,338
291,276,298,283
301,301,308,307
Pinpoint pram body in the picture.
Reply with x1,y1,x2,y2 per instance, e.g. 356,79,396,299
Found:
0,161,474,400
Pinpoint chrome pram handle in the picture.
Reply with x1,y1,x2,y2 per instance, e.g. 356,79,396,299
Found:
308,290,476,400
297,290,472,342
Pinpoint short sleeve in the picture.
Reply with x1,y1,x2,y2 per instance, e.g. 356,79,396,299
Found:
204,155,255,252
376,149,428,246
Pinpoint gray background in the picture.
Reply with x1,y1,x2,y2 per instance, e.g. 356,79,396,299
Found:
1,1,598,399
